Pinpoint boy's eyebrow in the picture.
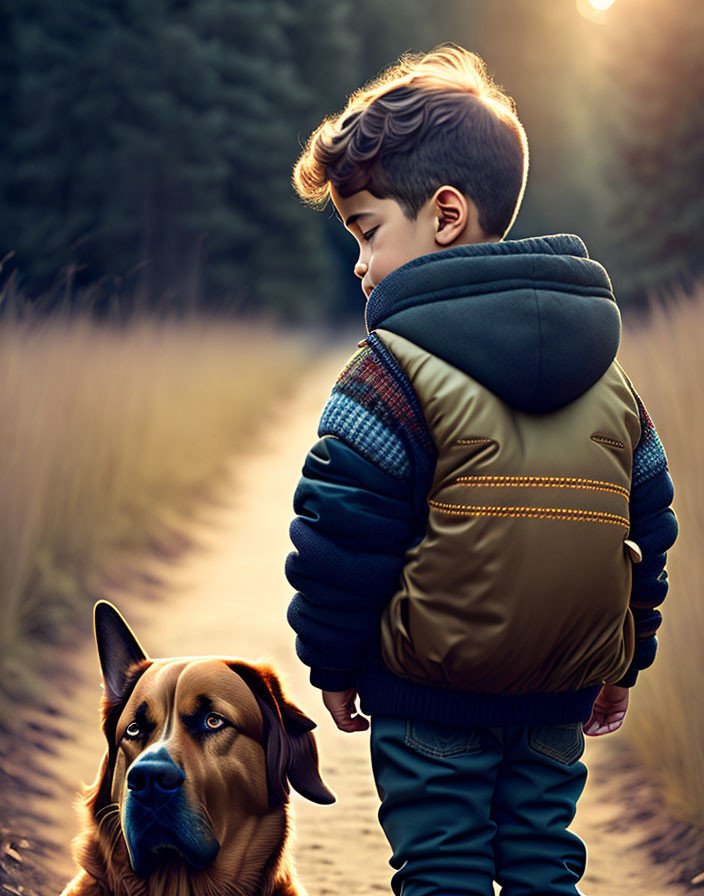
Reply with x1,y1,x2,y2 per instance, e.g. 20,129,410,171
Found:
344,212,373,228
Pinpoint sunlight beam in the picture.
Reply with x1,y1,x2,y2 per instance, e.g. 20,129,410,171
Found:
576,0,616,22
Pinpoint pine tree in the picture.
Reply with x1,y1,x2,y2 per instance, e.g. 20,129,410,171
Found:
6,0,117,292
0,0,20,281
101,0,230,309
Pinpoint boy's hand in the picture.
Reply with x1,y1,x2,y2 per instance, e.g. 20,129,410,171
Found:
584,684,629,736
322,688,370,733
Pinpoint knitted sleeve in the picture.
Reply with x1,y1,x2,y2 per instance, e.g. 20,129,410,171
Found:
317,332,436,485
285,334,436,691
615,382,678,688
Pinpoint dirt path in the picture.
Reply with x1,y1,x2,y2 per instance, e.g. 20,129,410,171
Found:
12,352,694,895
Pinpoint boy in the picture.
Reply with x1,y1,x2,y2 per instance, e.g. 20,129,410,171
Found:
285,44,678,896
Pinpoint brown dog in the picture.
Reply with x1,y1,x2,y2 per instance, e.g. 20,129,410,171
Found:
62,601,335,896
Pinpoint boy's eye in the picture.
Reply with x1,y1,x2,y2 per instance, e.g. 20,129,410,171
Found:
361,226,378,242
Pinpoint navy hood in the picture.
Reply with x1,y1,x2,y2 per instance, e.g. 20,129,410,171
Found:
365,234,621,414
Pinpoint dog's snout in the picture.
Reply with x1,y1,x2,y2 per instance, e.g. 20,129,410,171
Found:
127,747,185,802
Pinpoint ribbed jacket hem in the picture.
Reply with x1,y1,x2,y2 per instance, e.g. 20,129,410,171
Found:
357,662,601,727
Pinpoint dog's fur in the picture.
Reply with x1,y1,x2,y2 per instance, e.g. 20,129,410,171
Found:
61,602,334,896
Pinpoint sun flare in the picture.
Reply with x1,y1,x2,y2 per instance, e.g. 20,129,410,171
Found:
576,0,616,20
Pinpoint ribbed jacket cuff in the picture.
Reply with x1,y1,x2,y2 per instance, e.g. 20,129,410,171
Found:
612,668,639,688
310,666,357,691
357,662,602,726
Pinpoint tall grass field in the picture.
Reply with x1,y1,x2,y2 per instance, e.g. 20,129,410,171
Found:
0,312,307,723
0,289,701,836
618,293,703,833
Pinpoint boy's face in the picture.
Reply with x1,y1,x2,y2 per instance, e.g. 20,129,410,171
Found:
331,185,494,301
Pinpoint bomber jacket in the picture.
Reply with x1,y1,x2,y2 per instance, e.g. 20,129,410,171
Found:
286,234,679,726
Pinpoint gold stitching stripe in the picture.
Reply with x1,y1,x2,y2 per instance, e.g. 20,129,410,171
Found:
453,474,629,500
591,435,626,449
429,500,630,528
456,438,495,445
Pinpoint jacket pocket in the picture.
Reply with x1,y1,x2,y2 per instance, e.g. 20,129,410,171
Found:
527,723,585,766
405,720,482,759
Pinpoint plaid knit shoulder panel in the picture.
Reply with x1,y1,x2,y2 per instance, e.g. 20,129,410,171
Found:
318,333,434,481
623,376,670,488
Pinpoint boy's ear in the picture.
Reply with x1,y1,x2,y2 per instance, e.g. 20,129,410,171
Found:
432,186,486,246
433,186,469,246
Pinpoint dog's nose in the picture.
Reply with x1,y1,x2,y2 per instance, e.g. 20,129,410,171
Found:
127,746,185,803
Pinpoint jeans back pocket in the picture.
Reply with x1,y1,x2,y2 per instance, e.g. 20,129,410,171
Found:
405,720,482,759
527,723,585,766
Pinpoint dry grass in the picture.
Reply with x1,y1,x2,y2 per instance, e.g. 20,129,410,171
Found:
1,282,700,836
619,289,704,832
0,312,308,723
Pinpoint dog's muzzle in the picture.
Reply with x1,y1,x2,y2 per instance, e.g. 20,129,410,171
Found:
127,746,185,806
123,746,219,876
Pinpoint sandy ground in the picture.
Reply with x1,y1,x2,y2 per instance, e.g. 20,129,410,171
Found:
6,351,696,895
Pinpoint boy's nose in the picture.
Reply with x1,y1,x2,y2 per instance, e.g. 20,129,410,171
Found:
354,260,368,279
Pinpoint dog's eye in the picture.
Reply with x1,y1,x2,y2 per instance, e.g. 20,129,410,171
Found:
205,713,225,730
125,721,141,739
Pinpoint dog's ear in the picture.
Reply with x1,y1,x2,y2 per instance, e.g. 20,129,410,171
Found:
228,662,336,808
94,601,149,703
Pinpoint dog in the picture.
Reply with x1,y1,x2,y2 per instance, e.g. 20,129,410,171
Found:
61,601,335,896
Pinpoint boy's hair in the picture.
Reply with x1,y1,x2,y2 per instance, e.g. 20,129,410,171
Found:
292,44,529,239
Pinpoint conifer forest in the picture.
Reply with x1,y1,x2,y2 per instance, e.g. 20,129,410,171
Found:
1,0,701,318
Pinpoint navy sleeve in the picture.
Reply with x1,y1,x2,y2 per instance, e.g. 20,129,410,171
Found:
614,386,678,688
286,437,417,690
285,335,436,691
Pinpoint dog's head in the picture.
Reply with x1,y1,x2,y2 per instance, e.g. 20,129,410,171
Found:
77,601,334,889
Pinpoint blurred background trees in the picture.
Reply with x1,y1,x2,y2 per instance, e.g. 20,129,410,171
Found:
0,0,701,318
600,0,704,302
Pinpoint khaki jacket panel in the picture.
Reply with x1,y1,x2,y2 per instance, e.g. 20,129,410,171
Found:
376,329,642,695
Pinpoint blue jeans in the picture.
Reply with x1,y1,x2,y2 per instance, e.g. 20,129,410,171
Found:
370,717,588,896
